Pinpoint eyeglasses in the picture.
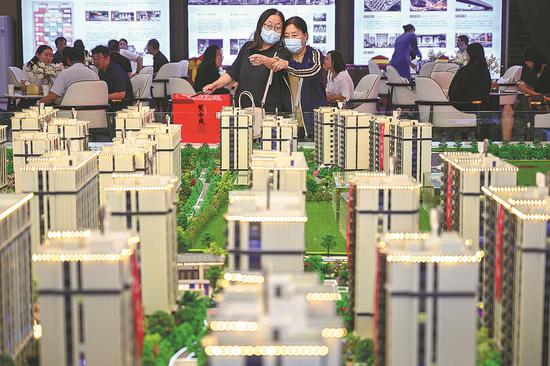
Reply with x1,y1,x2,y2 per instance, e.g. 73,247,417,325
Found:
263,23,282,33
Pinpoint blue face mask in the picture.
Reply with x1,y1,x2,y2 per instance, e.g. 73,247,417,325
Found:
261,28,281,45
285,38,303,54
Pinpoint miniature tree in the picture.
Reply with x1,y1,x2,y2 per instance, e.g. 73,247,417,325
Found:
0,355,15,366
320,234,337,256
146,311,175,338
206,265,224,296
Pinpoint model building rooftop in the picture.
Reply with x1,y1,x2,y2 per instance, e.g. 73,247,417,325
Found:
226,190,306,222
21,150,98,171
483,185,550,221
349,172,421,189
440,152,519,172
106,175,175,191
251,150,307,170
0,193,33,219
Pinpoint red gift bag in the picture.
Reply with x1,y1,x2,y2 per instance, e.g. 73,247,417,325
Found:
172,93,231,144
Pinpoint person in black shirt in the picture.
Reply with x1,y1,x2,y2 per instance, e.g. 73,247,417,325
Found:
147,38,169,74
449,43,491,111
108,39,132,76
194,45,229,94
92,45,134,110
203,8,291,112
52,36,67,64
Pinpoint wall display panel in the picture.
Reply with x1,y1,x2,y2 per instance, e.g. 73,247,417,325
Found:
188,0,336,65
354,0,503,67
21,0,170,65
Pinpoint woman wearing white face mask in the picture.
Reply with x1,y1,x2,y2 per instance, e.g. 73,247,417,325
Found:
271,16,327,139
203,8,292,113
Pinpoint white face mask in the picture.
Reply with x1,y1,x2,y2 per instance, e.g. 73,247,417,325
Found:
285,38,303,54
261,28,281,45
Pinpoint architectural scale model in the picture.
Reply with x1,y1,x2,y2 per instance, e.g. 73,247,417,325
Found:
114,104,155,138
0,125,7,190
10,105,57,139
34,229,142,366
260,115,298,153
220,107,253,179
250,150,308,194
336,110,371,171
113,135,158,175
374,223,481,366
347,172,421,337
313,106,338,165
439,151,518,248
18,150,99,245
176,253,225,296
225,189,306,273
203,271,344,366
0,194,35,362
48,118,90,151
481,178,550,366
106,175,178,314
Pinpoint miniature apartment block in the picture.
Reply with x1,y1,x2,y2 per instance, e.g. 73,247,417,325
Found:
0,194,35,361
10,106,57,138
260,115,298,152
176,253,225,296
347,172,421,337
114,105,155,138
0,125,7,190
369,115,393,172
34,230,142,366
482,185,550,366
98,143,152,205
440,152,518,248
106,175,178,314
203,271,343,366
385,119,432,185
336,110,371,171
48,118,90,151
13,132,61,193
314,107,338,165
220,107,253,173
375,232,481,366
113,135,158,174
250,150,308,194
226,190,307,273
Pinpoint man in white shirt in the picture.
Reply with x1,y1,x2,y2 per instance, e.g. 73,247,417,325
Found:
119,38,144,73
39,47,99,105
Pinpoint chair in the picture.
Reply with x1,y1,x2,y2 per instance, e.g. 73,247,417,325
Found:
178,60,189,78
415,77,477,136
152,62,187,98
368,59,389,96
386,65,417,110
531,113,550,140
131,73,153,105
8,66,27,88
430,71,455,92
57,80,110,132
139,66,154,74
418,61,437,77
167,77,195,96
432,62,460,73
347,74,380,113
497,65,522,106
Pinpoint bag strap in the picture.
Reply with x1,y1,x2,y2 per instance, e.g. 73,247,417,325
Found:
261,51,278,110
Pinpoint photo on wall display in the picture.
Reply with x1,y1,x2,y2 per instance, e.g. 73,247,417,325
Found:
313,24,326,33
111,11,135,22
189,0,335,4
313,35,326,44
198,39,223,54
313,13,327,21
230,39,248,55
410,0,447,11
456,0,493,11
136,11,161,21
85,11,109,21
417,34,446,48
364,0,401,12
364,33,401,48
32,1,73,50
456,33,493,47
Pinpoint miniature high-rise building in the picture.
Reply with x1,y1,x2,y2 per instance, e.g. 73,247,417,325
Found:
0,125,7,190
347,172,421,337
374,230,482,366
114,105,155,138
106,175,177,314
482,183,550,366
113,135,158,175
250,150,308,195
203,270,344,366
314,107,338,165
226,190,307,272
336,110,371,171
13,132,61,192
10,106,57,139
440,152,518,249
98,143,153,205
18,150,99,245
369,115,393,172
48,118,90,151
34,230,143,366
220,107,253,178
385,119,432,185
260,115,298,152
0,194,35,362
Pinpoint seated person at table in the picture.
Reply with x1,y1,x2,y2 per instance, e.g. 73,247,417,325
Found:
323,50,354,104
39,47,99,105
21,45,55,92
147,38,169,75
448,43,491,111
119,38,144,73
194,45,229,94
92,45,133,109
518,45,550,95
52,36,67,65
108,39,132,77
73,39,89,59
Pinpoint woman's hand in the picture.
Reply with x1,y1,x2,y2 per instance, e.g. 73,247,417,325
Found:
203,83,217,94
249,54,270,66
272,59,288,72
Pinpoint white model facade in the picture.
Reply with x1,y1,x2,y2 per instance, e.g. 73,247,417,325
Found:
261,116,298,153
220,107,253,174
250,150,308,194
336,111,371,171
313,107,338,165
47,118,90,151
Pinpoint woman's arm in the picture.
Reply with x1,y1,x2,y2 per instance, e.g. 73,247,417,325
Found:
203,73,234,93
411,34,422,60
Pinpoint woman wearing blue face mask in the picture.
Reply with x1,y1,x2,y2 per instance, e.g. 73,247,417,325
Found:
203,8,292,113
271,16,327,139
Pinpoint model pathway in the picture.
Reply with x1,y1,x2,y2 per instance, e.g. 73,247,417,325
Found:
193,168,209,213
